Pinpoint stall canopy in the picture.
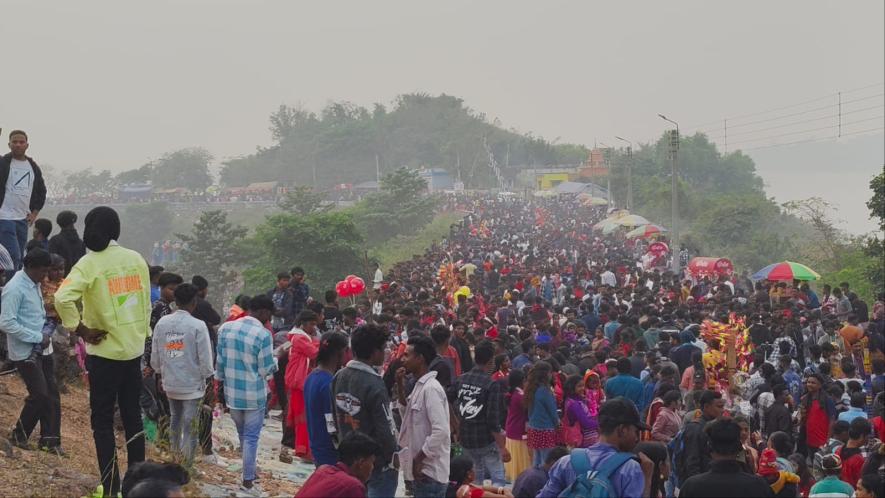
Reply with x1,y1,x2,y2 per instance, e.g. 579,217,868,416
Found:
688,257,734,277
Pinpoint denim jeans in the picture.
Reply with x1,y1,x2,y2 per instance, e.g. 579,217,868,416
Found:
533,446,553,467
168,397,201,465
229,408,264,482
365,466,399,498
462,442,507,487
0,218,27,275
413,478,448,498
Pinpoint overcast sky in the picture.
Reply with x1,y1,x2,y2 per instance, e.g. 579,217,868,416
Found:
3,0,883,232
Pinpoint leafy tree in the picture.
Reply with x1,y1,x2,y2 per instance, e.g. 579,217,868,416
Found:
278,186,331,215
244,211,364,295
176,210,249,310
64,168,114,197
219,93,589,188
868,171,884,232
150,147,213,190
356,167,439,245
783,197,844,267
116,164,152,185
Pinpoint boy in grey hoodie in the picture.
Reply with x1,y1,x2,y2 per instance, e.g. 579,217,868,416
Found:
150,283,214,465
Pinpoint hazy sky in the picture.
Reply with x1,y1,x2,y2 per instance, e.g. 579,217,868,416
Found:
3,0,883,231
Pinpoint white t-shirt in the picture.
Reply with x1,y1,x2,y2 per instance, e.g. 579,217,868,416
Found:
0,158,34,220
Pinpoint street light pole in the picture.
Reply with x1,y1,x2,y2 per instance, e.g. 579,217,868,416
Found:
658,114,680,274
614,136,633,210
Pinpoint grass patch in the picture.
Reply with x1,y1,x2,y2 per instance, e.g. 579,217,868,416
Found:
369,211,463,270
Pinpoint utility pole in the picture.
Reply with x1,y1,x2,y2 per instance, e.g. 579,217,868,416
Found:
658,114,680,274
599,142,613,207
375,153,381,183
614,136,633,210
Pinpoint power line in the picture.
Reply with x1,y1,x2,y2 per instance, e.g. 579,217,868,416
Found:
685,81,884,131
698,93,884,136
740,126,885,152
726,115,883,146
705,103,884,140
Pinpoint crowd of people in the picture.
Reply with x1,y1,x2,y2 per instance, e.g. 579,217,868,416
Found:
1,128,884,498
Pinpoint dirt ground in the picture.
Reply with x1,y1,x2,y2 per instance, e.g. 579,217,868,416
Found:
0,373,301,497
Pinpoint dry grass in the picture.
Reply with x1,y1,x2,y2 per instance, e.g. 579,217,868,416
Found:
0,374,300,497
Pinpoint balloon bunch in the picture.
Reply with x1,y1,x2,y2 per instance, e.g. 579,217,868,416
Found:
335,274,365,298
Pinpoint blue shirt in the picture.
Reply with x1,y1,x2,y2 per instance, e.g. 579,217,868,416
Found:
512,353,533,371
537,443,645,498
604,320,620,341
215,316,278,410
528,385,558,430
604,374,644,407
304,369,337,466
581,313,600,335
0,270,45,361
837,406,868,424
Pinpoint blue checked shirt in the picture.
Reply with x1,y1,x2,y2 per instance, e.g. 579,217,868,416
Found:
215,316,278,410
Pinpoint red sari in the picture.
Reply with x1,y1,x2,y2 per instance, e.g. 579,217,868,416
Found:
285,329,319,458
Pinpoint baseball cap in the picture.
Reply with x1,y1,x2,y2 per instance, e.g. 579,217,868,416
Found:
598,397,650,431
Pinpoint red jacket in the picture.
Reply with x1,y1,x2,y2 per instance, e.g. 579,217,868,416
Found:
294,463,366,498
837,445,865,489
285,329,319,392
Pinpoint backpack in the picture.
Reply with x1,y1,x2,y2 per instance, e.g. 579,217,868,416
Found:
557,449,635,498
667,424,690,487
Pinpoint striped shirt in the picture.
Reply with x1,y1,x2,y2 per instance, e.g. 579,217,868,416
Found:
215,316,277,410
0,243,14,271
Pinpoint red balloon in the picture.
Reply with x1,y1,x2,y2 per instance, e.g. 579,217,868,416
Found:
335,280,352,298
348,276,365,295
345,274,357,282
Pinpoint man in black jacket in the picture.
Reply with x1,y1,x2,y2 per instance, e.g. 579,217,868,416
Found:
678,417,774,497
47,210,85,276
331,323,398,498
0,130,47,277
676,389,725,485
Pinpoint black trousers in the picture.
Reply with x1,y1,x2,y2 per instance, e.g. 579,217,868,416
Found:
12,355,61,448
274,354,295,448
87,355,145,497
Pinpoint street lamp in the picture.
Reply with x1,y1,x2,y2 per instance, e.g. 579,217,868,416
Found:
614,136,633,210
658,114,680,274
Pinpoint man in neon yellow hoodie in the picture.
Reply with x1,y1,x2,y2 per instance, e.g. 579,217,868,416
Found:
54,206,151,497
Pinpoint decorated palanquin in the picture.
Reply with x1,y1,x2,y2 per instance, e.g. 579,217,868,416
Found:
701,313,753,393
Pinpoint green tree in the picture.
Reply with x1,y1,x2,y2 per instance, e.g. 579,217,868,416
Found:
278,186,331,215
176,210,249,310
64,168,114,197
150,147,213,190
115,164,152,185
868,171,884,232
356,167,439,245
244,211,364,295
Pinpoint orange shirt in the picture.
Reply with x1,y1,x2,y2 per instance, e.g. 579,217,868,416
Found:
839,324,864,346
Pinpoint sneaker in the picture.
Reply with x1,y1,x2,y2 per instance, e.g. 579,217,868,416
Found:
40,446,67,457
278,449,293,464
238,482,267,497
9,434,30,450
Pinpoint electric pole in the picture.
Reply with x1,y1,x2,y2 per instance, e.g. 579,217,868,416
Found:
658,114,680,274
614,136,633,210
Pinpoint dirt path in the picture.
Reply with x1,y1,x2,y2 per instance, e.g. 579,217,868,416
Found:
0,374,309,497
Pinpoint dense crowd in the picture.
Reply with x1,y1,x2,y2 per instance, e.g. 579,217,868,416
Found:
1,129,884,498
